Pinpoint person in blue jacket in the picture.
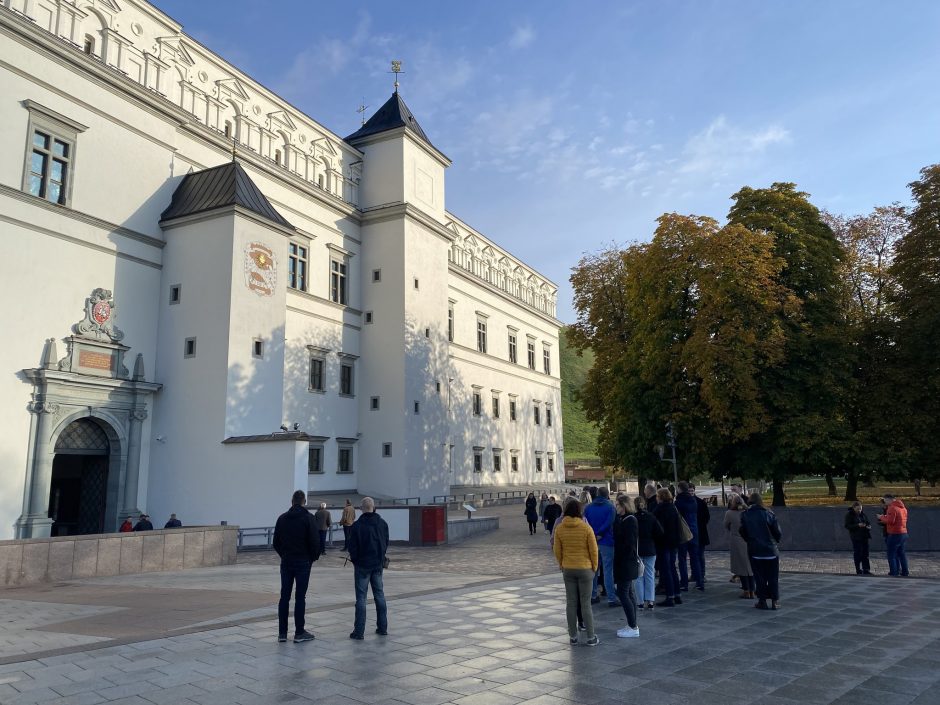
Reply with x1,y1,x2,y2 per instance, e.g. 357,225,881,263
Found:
675,481,704,591
584,486,620,607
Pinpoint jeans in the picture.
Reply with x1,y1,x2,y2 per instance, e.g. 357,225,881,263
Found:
678,537,704,588
616,579,638,629
563,568,595,639
353,566,388,636
319,530,328,551
750,557,779,601
635,555,656,603
592,544,617,603
886,533,909,576
656,546,679,598
342,526,351,550
278,559,312,636
851,537,870,573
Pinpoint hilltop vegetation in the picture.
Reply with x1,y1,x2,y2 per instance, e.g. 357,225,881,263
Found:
559,326,599,461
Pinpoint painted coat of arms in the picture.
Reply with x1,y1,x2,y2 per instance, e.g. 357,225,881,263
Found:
244,242,277,296
74,288,124,342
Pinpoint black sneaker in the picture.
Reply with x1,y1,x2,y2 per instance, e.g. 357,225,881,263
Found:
577,622,586,631
569,636,579,645
674,596,683,605
293,631,315,643
585,636,600,647
349,631,364,640
590,596,600,605
277,634,287,643
375,629,388,636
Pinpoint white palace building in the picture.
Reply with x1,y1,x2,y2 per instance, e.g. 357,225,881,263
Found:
0,0,564,539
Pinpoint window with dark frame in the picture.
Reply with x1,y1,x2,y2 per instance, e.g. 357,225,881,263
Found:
288,243,308,291
309,357,324,391
493,452,502,472
473,451,483,473
184,337,196,358
169,284,181,305
492,396,500,418
340,362,354,396
370,396,380,410
527,341,536,370
252,339,264,359
509,399,517,421
373,269,382,282
472,390,482,416
534,405,541,425
382,443,392,457
508,332,517,363
548,455,555,473
338,447,353,473
448,306,454,342
476,320,487,353
511,453,519,472
543,348,551,374
330,258,347,304
536,455,543,472
414,401,420,414
547,407,553,427
28,130,72,205
308,445,323,473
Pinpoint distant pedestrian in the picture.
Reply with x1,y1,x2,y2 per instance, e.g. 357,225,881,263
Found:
739,492,782,610
133,514,153,531
584,486,618,607
538,492,549,527
612,495,640,638
877,494,909,577
119,516,133,532
525,493,539,535
643,483,658,514
164,513,182,528
634,496,662,610
844,501,872,575
692,484,710,587
675,481,703,592
314,502,332,551
340,499,356,551
724,494,754,599
553,498,599,646
653,488,682,607
543,496,562,533
347,497,389,640
273,490,320,643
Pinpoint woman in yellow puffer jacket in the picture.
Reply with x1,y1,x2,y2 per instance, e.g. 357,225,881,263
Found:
553,498,600,646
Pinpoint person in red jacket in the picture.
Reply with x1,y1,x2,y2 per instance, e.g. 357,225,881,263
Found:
118,516,133,532
877,494,909,577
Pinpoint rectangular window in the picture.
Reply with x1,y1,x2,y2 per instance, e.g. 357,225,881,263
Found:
414,401,420,414
370,396,380,410
184,337,196,358
473,451,483,473
382,443,392,457
508,333,517,364
340,362,354,396
527,341,536,370
330,258,348,304
22,102,87,208
493,452,502,473
536,455,543,472
546,407,553,427
509,399,517,421
338,447,353,473
252,339,264,359
309,358,324,392
534,405,541,426
477,320,487,353
169,284,181,305
448,306,454,343
436,381,441,394
308,445,323,474
288,243,308,291
543,348,551,375
548,455,555,473
472,391,482,416
492,396,500,419
365,311,373,324
414,277,420,290
511,453,519,473
372,269,382,282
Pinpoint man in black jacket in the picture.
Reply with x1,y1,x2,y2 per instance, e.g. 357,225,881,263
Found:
273,490,320,643
347,497,389,640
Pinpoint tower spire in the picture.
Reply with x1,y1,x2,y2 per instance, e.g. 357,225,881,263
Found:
390,60,403,94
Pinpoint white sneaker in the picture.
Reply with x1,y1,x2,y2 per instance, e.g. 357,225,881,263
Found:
616,627,640,638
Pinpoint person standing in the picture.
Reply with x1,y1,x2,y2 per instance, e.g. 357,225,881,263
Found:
525,493,539,535
877,494,909,577
634,496,662,610
538,491,549,528
693,484,711,588
724,494,754,598
653,488,682,607
543,496,562,533
273,490,321,643
119,516,134,532
739,492,782,610
844,501,872,575
584,486,619,607
612,496,640,638
674,481,703,592
133,514,153,531
314,502,332,551
553,499,600,646
164,513,182,528
347,497,389,640
340,499,356,552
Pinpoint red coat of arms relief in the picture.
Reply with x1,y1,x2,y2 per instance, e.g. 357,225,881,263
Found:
244,242,277,296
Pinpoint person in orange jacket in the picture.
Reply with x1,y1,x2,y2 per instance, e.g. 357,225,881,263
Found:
877,494,909,577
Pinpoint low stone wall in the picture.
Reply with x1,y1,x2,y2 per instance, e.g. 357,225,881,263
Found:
0,526,239,587
705,506,940,552
447,517,499,543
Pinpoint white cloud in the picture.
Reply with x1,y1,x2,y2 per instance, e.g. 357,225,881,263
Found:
509,24,536,50
679,115,790,174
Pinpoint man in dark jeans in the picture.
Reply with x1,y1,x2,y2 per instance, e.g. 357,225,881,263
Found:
347,497,389,640
273,490,321,643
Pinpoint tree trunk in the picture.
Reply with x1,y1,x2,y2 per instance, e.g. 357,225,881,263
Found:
772,478,787,507
844,471,859,502
825,472,837,496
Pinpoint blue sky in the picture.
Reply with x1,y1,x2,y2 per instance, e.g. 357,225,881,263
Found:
153,1,940,322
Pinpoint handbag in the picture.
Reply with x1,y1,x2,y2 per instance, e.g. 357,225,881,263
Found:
678,515,693,544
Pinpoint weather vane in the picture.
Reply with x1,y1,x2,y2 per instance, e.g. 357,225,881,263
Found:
356,99,369,126
390,60,403,93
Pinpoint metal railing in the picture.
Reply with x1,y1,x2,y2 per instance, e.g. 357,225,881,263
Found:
391,497,420,505
237,522,342,551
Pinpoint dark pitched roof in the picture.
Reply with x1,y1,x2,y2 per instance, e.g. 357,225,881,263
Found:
345,92,434,148
160,161,294,230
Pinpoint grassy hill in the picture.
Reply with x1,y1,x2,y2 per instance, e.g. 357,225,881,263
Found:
559,327,600,461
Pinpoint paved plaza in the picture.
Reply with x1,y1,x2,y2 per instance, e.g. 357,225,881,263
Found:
1,504,939,705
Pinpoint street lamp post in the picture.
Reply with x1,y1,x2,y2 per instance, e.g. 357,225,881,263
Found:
665,422,678,487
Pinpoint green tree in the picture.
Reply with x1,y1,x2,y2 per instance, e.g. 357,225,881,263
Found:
892,165,940,482
727,183,849,505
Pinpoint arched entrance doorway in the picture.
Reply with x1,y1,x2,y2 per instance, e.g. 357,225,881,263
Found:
49,418,111,536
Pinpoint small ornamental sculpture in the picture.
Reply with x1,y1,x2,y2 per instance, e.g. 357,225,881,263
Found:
74,288,124,342
244,242,277,296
